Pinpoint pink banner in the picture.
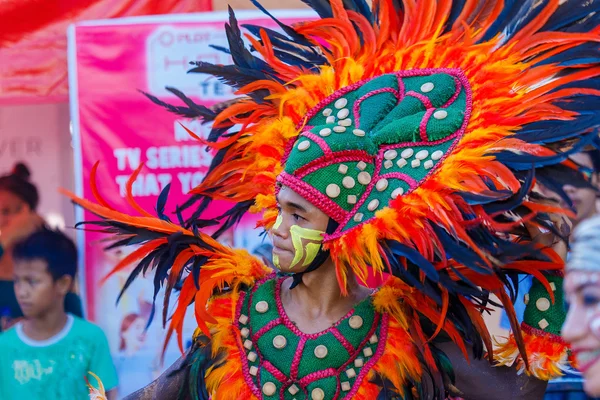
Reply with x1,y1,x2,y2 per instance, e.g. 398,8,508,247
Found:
69,11,314,397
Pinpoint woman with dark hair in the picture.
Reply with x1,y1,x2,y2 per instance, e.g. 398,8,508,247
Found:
0,162,83,330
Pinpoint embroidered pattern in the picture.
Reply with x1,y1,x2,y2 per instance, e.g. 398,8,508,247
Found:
278,69,472,238
235,278,388,399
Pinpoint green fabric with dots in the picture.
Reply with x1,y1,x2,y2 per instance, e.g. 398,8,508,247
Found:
282,70,470,233
303,163,375,212
237,278,386,398
306,376,338,400
523,275,566,336
260,369,281,399
296,332,351,377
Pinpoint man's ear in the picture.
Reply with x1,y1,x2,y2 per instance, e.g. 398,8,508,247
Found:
55,275,73,296
593,173,600,193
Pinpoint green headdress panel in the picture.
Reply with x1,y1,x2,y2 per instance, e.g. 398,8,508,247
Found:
278,69,471,238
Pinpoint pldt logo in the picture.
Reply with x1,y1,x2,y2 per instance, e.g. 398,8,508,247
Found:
146,26,234,100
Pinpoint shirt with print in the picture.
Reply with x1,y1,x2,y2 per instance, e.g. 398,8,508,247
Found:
0,314,118,399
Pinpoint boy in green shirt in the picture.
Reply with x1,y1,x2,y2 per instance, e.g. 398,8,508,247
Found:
0,229,118,399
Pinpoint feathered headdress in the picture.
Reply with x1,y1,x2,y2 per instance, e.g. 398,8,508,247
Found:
64,0,600,381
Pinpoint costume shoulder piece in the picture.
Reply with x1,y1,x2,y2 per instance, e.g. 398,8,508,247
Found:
69,0,600,398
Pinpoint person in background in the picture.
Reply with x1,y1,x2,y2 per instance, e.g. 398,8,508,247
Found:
562,215,600,399
542,149,600,400
564,149,600,227
500,149,600,331
119,313,147,356
0,228,118,399
0,162,83,330
114,313,153,398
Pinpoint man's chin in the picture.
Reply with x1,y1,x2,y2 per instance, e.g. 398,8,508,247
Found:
583,361,600,398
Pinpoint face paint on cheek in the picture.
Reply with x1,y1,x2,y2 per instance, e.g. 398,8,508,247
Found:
287,224,325,270
591,313,600,341
273,214,283,230
271,215,284,269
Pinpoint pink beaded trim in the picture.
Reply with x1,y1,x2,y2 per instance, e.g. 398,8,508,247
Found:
275,277,361,339
252,318,284,342
406,90,433,109
277,172,349,223
262,359,288,382
290,337,308,379
331,327,356,354
419,108,435,141
353,87,403,129
442,77,461,108
378,172,419,189
522,322,567,345
343,313,390,400
234,290,264,399
298,368,338,386
302,132,332,156
235,274,277,398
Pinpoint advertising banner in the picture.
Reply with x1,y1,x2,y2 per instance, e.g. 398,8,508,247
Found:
68,10,314,397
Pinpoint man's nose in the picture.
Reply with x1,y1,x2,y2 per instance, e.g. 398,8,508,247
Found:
270,215,288,239
562,305,587,344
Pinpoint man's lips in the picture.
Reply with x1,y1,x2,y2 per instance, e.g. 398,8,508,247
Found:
273,244,291,254
573,348,600,373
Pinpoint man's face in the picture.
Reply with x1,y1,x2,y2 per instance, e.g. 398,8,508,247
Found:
13,258,70,319
563,153,598,226
0,190,27,231
270,186,330,272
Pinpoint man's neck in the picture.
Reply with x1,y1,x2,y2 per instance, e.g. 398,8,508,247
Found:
282,260,371,333
22,306,69,342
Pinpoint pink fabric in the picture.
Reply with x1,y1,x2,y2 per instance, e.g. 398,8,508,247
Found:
0,0,210,104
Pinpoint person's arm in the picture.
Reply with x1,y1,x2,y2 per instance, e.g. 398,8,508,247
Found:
438,340,548,400
124,355,190,400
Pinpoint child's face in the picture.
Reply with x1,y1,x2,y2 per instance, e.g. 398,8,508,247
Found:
13,258,70,319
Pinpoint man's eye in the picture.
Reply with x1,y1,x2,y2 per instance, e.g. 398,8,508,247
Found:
583,295,600,307
292,214,304,221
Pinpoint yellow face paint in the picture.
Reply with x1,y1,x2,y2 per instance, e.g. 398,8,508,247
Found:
289,224,325,269
272,215,283,269
271,214,325,271
273,214,283,230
